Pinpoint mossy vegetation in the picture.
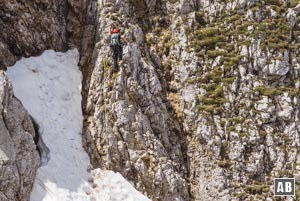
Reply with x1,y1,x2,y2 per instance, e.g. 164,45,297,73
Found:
233,192,247,199
193,28,226,51
265,0,281,6
207,50,226,58
217,160,232,168
197,104,215,113
227,126,236,132
257,18,291,52
291,0,300,7
101,57,111,78
168,92,183,120
191,0,295,64
254,86,299,98
195,11,206,26
197,82,227,113
238,132,250,138
259,130,267,137
179,0,300,198
191,11,250,114
254,86,279,98
277,170,294,177
244,185,269,195
189,0,300,132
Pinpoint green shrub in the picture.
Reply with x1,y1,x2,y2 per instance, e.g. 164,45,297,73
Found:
194,28,219,39
227,126,236,132
197,104,215,113
197,36,226,49
207,50,226,58
195,11,206,25
227,14,240,23
254,86,281,97
265,0,281,6
217,160,232,168
244,185,269,195
291,0,300,7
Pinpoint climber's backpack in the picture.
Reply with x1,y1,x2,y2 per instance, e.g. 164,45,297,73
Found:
110,33,121,46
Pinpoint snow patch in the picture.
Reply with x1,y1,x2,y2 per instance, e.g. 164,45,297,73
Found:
7,49,150,201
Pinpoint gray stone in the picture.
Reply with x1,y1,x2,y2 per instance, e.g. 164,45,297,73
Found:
0,71,39,201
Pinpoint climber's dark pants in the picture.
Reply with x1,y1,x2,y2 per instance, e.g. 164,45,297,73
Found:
111,45,122,71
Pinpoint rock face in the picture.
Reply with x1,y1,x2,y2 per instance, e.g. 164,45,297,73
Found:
0,1,86,200
81,1,189,200
2,0,300,200
0,71,39,201
81,0,300,200
0,0,93,200
0,0,85,69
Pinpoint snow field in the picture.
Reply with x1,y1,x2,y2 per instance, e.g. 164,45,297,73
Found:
7,49,150,201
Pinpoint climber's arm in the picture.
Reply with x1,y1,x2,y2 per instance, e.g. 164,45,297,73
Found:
121,35,128,44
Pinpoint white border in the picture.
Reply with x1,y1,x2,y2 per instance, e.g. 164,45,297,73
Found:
274,178,295,196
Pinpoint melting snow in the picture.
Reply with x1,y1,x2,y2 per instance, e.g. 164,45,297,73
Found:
7,49,150,201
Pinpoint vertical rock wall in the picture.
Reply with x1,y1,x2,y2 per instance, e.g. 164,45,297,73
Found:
81,0,300,200
0,0,67,69
2,0,300,200
0,0,86,70
81,0,190,200
0,72,39,201
166,0,300,200
0,1,87,200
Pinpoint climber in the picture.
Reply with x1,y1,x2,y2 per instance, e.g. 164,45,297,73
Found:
286,0,290,7
109,26,127,72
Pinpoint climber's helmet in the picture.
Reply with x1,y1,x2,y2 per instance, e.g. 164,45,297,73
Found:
112,28,120,33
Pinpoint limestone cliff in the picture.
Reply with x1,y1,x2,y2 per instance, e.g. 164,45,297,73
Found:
2,0,300,200
0,72,39,201
82,1,190,200
0,1,83,200
0,0,84,69
81,0,300,200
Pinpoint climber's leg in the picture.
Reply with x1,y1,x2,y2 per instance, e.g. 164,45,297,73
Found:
119,45,123,61
118,46,123,66
112,46,119,72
